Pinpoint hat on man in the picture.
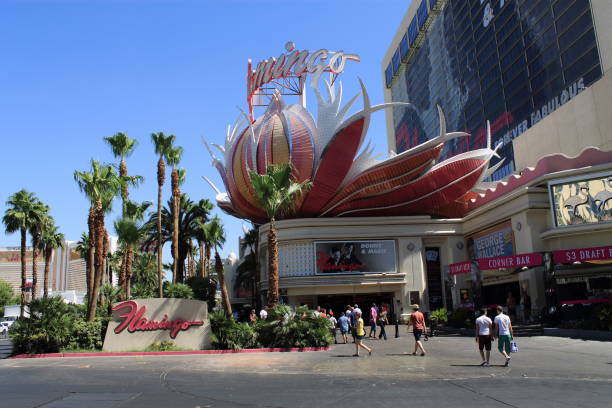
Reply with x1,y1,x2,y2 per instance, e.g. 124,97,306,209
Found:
412,304,420,310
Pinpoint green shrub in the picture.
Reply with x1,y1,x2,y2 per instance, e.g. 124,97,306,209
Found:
209,310,259,350
448,308,473,328
430,308,448,325
595,304,612,331
10,296,75,354
145,341,179,351
210,306,333,350
66,319,103,350
164,283,194,299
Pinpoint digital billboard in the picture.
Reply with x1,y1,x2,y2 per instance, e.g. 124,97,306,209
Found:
314,240,397,274
387,0,602,180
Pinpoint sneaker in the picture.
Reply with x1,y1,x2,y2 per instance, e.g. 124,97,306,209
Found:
480,361,487,366
484,362,490,367
420,353,426,356
504,357,510,367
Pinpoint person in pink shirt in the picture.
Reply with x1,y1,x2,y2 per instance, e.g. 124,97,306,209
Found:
368,303,378,337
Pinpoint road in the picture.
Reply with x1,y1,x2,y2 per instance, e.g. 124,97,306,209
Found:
0,334,611,407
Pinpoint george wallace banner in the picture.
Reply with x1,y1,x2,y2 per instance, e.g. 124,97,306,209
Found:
314,240,397,274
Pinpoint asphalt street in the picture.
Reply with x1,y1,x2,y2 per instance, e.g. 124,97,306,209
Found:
0,334,611,407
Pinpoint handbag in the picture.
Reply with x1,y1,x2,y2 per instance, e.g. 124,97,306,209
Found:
510,340,519,353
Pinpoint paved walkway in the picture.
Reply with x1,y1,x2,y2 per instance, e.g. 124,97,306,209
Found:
1,334,611,407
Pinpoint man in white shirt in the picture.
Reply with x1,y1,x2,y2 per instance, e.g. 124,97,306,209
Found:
259,306,268,321
475,308,493,366
493,305,514,366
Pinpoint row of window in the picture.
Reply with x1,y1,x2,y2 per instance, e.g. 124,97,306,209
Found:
390,0,602,181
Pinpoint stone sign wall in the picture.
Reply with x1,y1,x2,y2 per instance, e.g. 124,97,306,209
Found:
102,298,211,352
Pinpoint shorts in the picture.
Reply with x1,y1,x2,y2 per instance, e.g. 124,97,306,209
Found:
413,329,423,341
340,329,348,334
498,334,512,353
478,335,492,351
356,335,365,340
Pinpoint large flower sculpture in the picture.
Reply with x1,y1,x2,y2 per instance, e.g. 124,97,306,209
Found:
204,78,501,223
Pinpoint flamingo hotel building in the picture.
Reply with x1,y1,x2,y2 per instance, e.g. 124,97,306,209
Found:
244,0,612,323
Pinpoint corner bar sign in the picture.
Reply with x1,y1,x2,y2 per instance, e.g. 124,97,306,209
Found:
553,246,612,264
477,252,543,270
113,300,204,339
449,261,472,275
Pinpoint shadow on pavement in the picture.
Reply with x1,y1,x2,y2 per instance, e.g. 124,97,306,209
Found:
450,364,507,367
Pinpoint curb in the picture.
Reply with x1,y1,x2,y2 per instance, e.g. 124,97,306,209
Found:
9,346,329,359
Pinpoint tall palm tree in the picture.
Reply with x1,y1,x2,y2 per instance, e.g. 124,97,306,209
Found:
74,160,121,321
28,203,49,301
39,221,65,298
104,132,138,215
115,200,151,299
3,190,46,316
192,199,213,277
207,216,231,314
249,163,311,308
142,195,207,284
166,146,183,283
151,132,176,297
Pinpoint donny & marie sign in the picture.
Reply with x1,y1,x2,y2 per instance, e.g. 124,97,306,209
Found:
314,240,396,274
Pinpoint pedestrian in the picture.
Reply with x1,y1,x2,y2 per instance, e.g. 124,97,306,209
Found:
320,308,328,319
494,305,514,366
378,311,388,340
353,304,362,315
249,309,257,325
338,311,350,344
259,306,268,321
368,303,378,337
349,306,357,343
475,307,493,366
353,311,373,357
409,304,426,356
328,311,337,343
314,305,321,317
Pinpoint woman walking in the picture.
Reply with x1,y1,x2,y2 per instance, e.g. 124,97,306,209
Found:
378,311,388,340
353,311,373,357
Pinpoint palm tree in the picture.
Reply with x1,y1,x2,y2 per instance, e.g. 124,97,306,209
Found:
207,216,231,314
74,160,121,321
39,220,65,298
104,132,138,215
151,132,176,297
237,226,259,308
192,199,213,278
166,146,183,283
142,195,208,284
3,190,46,316
28,203,49,301
114,200,151,299
249,163,311,308
76,232,92,297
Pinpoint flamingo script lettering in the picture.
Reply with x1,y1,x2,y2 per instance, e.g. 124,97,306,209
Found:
112,301,204,339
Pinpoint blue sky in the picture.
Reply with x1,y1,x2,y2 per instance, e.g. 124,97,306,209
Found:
0,0,411,259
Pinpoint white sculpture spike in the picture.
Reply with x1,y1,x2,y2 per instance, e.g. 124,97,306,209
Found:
201,176,222,195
